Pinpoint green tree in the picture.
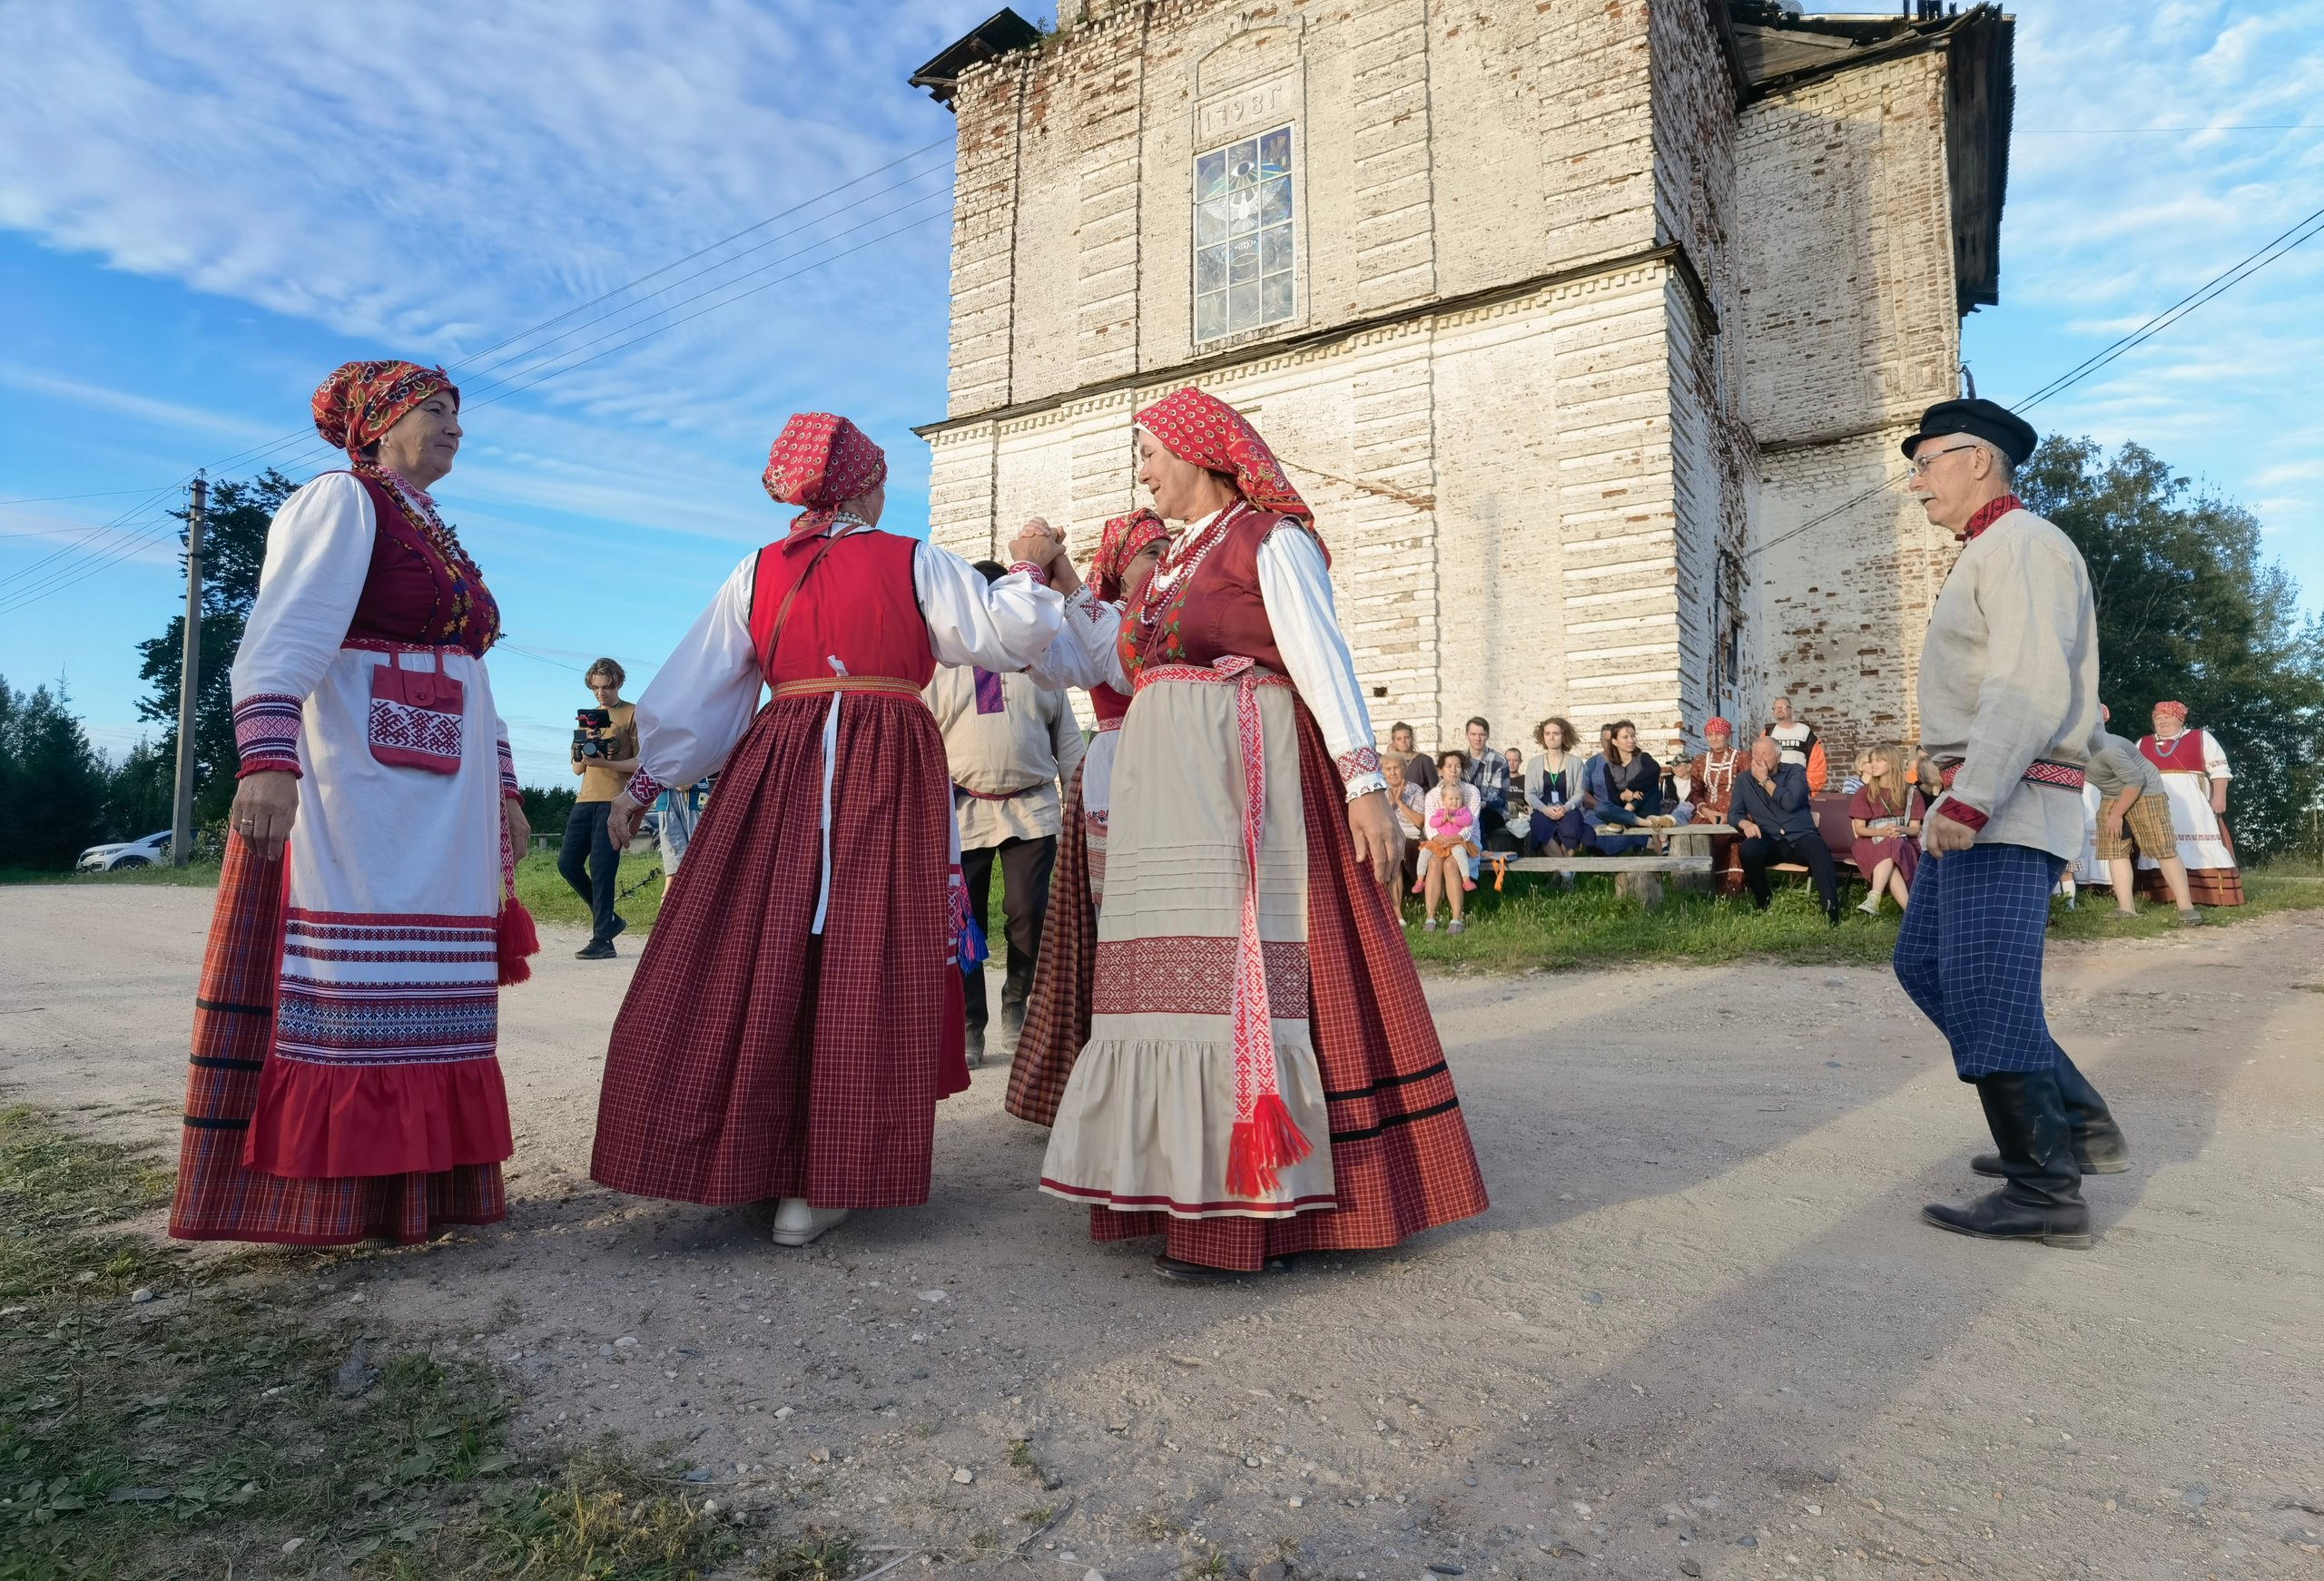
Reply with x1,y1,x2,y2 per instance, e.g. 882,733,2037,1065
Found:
0,675,113,869
103,735,177,841
134,469,298,823
2021,437,2324,859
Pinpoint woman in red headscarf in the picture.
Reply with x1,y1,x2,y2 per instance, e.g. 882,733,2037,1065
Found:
169,360,534,1247
2136,700,2241,905
1020,387,1488,1280
1004,507,1169,1129
587,413,1069,1247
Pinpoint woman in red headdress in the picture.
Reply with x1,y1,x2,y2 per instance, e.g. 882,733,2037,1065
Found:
168,360,534,1246
587,414,1068,1247
2136,700,2241,906
1020,387,1488,1280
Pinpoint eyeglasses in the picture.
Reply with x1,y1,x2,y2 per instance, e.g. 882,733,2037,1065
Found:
1907,442,1980,476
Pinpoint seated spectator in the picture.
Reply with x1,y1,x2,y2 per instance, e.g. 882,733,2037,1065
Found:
1501,748,1530,849
1383,751,1427,916
1661,748,1699,824
2090,705,2200,922
1848,744,1924,914
1731,736,1840,924
1388,721,1437,793
1416,750,1481,933
1763,693,1829,792
1586,721,1671,855
1689,717,1748,896
1522,716,1587,855
1463,717,1518,853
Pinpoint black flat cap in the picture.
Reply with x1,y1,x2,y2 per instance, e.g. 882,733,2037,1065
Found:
1902,398,2038,468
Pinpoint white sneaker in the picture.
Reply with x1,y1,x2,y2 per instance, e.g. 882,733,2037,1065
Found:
1856,895,1880,915
771,1198,850,1247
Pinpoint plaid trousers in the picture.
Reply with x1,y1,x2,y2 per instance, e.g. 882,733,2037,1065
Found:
1893,840,2067,1079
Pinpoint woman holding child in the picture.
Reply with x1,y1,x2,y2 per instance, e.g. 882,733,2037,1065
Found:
1417,749,1482,933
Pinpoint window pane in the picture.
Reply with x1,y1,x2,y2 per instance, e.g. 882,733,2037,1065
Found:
1228,235,1260,284
1195,244,1226,294
1260,273,1294,323
1196,291,1227,342
1229,139,1260,188
1228,188,1261,237
1259,223,1292,275
1261,177,1292,226
1259,127,1291,178
1196,150,1227,201
1196,198,1226,246
1228,280,1261,330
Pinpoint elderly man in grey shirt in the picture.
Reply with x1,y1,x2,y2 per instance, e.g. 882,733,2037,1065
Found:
2088,706,2199,922
1895,398,2128,1252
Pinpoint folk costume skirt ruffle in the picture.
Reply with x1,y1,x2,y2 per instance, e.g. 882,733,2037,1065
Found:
2140,773,2242,906
1040,675,1488,1269
590,690,961,1211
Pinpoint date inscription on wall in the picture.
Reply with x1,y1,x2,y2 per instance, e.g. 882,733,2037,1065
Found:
1196,74,1297,148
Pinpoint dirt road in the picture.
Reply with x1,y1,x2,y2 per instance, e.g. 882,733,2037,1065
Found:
3,886,2319,1579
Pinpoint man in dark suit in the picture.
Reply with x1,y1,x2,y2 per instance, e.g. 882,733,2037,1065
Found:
1729,735,1840,924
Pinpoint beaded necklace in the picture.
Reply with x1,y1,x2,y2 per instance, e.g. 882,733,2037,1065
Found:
1126,502,1246,671
356,460,494,650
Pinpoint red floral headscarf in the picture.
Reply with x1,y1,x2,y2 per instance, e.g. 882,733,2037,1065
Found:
1134,386,1315,528
2152,700,2189,722
763,412,887,546
1090,507,1170,603
311,360,459,457
1703,717,1735,741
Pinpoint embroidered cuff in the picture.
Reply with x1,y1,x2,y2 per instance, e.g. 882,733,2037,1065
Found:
1935,797,1989,832
1009,559,1051,586
624,769,665,809
1344,771,1389,803
497,738,521,799
232,693,303,778
1335,744,1382,785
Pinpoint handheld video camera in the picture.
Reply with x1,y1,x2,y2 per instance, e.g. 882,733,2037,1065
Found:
573,707,614,761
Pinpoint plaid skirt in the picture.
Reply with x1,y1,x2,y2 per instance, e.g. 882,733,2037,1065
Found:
1004,758,1097,1129
590,691,956,1209
1087,702,1489,1269
167,838,505,1246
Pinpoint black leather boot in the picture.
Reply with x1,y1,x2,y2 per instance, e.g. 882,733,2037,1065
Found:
1972,1049,2128,1176
1925,1071,2092,1249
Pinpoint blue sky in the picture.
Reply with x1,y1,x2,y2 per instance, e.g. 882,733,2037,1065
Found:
2,1,2318,787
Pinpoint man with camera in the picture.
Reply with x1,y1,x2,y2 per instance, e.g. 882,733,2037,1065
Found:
563,658,640,959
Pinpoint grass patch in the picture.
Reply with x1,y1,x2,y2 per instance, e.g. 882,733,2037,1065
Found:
1397,867,2324,974
0,1105,743,1579
511,849,668,936
755,1528,856,1580
0,861,223,888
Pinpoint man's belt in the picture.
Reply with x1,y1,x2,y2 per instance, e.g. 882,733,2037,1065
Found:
954,781,1045,803
1934,757,2086,792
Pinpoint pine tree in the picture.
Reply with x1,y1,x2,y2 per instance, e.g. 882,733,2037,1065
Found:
0,675,114,869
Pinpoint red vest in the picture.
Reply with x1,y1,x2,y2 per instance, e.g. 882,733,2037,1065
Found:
1090,683,1132,724
1134,507,1295,676
746,531,933,688
340,471,500,655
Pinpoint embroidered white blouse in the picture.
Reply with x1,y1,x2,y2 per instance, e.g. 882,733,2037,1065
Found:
1029,506,1389,800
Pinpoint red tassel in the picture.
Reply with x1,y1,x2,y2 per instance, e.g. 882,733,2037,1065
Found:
496,895,540,986
1225,1093,1314,1198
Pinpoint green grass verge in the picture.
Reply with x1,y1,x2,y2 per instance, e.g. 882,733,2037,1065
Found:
1396,869,2324,975
511,850,669,936
0,1105,779,1580
0,862,224,888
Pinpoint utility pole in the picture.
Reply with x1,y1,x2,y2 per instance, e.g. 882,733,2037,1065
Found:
170,473,207,867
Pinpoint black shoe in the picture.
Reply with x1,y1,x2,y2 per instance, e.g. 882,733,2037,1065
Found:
1153,1253,1295,1282
606,914,628,940
1825,900,1844,927
1000,997,1027,1040
964,1026,986,1071
1972,1051,2129,1176
1924,1071,2092,1249
576,938,616,960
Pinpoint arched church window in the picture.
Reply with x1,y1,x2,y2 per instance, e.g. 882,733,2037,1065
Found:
1194,125,1295,343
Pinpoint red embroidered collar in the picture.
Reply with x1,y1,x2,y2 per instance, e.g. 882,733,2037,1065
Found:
1958,493,2023,543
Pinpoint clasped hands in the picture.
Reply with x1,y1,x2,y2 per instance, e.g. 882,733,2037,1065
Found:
1008,518,1082,596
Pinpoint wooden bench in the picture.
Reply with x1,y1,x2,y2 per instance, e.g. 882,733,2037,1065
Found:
1482,824,1738,908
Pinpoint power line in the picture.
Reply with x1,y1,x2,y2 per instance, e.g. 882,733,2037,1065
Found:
0,486,178,507
1746,206,2324,563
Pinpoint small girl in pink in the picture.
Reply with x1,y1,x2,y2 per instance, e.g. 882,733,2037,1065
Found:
1416,749,1482,932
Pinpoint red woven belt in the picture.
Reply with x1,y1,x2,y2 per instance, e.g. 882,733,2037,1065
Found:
954,781,1043,802
769,676,924,701
1935,757,2086,792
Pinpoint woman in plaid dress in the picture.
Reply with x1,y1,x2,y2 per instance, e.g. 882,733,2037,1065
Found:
1020,387,1487,1281
589,415,1068,1248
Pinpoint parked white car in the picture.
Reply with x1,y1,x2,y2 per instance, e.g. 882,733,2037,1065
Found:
76,831,173,872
